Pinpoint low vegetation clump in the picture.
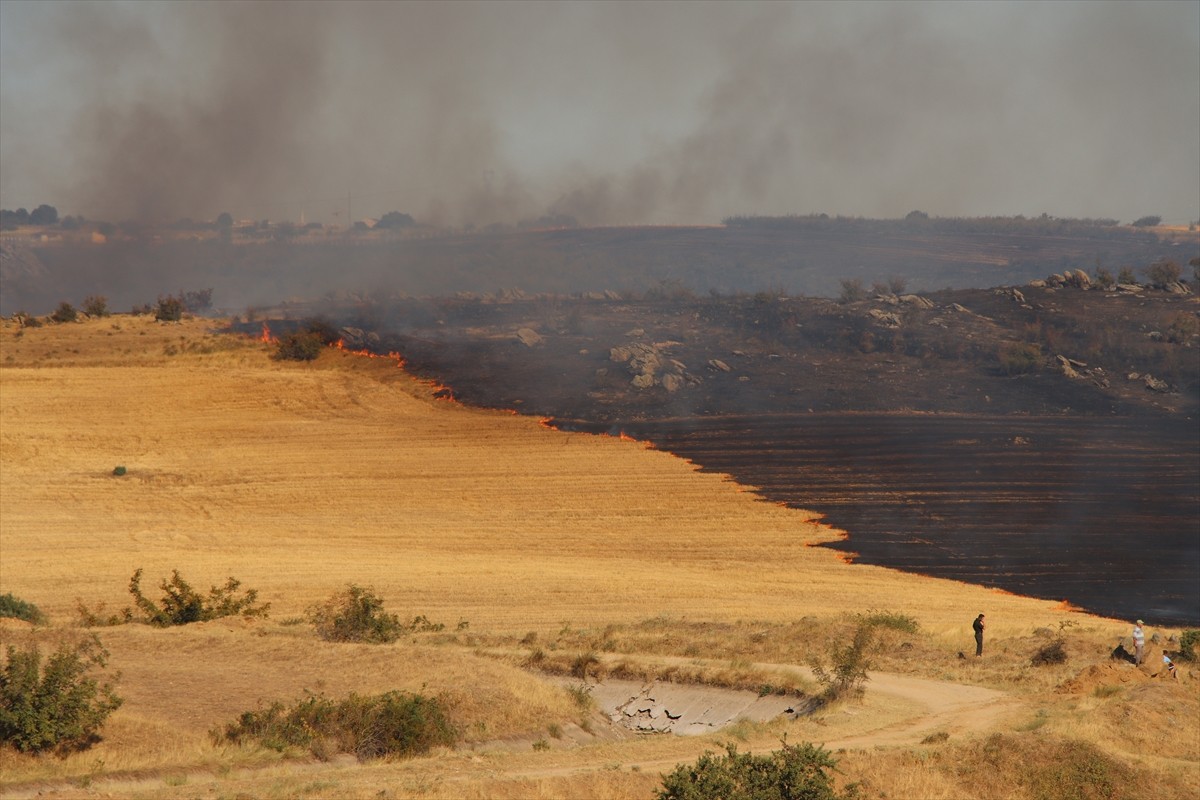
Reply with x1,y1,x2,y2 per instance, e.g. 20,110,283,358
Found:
50,302,77,323
81,295,109,317
1177,630,1199,661
273,330,325,361
154,294,185,322
308,584,404,643
856,609,920,634
658,740,859,800
215,690,458,761
83,568,271,627
999,341,1041,375
0,593,47,625
962,733,1137,800
1031,638,1068,666
0,635,123,754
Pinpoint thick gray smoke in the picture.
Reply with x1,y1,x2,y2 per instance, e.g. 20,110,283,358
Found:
1,1,1197,226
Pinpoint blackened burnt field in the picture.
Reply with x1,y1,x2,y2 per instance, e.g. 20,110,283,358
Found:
273,284,1200,624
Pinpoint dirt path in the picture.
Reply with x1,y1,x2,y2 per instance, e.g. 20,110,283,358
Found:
0,666,1018,799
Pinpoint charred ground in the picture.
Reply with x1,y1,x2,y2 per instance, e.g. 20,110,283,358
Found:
253,280,1199,624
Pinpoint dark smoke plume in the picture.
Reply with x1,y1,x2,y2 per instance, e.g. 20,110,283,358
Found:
1,1,1197,226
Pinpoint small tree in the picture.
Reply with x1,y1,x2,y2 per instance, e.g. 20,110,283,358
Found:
181,288,214,313
1131,215,1161,227
82,295,109,317
809,623,873,705
1117,266,1137,285
155,294,185,322
50,302,77,323
1094,268,1115,289
309,585,404,643
0,635,123,754
838,278,866,303
1145,260,1181,288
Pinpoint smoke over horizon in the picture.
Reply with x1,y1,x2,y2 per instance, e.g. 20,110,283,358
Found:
2,1,1198,227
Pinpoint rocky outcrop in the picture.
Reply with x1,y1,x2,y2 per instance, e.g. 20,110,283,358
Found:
1127,372,1171,392
868,308,901,327
898,294,935,308
610,341,697,392
339,327,380,349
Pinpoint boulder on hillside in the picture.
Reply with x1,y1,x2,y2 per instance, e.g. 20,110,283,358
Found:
868,308,901,326
515,327,543,347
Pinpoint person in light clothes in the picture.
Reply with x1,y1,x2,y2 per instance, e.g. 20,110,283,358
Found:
1132,620,1145,665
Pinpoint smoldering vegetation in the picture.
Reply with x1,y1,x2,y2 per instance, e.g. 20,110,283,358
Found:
1,217,1190,318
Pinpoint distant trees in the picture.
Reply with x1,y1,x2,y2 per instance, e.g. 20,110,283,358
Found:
1131,215,1162,228
375,211,415,230
1,205,59,229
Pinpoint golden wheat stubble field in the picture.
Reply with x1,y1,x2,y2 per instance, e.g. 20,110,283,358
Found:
1,314,1196,799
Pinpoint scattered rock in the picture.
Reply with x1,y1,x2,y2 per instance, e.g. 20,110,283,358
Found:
868,308,901,327
898,294,935,308
1143,374,1170,392
515,327,543,347
708,359,731,372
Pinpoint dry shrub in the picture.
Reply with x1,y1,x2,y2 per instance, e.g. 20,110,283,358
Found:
1031,639,1067,666
950,733,1146,800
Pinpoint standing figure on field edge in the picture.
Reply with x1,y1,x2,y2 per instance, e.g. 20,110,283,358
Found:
1132,620,1145,665
973,613,985,656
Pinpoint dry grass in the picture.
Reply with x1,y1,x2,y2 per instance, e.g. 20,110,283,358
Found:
1,314,1196,799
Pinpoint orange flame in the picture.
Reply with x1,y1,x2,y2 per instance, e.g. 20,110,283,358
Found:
328,340,462,403
1053,599,1085,613
259,322,276,343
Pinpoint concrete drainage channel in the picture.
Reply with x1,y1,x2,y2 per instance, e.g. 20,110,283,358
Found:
574,678,816,735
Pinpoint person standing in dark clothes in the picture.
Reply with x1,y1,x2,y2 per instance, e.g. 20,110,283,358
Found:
973,613,985,656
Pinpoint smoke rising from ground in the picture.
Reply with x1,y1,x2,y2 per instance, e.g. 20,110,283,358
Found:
1,1,1197,226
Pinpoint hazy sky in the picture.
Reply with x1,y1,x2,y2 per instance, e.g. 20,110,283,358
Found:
1,0,1197,227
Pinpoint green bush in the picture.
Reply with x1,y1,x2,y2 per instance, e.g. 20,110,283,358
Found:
50,302,77,323
308,585,404,643
0,593,47,625
127,568,269,627
1178,630,1199,662
0,635,123,754
215,690,457,761
273,331,324,361
658,741,858,800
